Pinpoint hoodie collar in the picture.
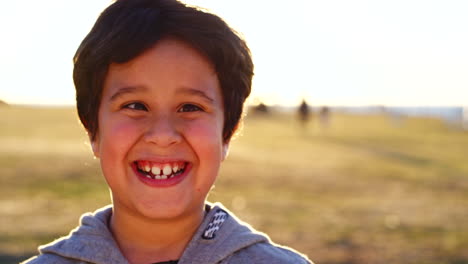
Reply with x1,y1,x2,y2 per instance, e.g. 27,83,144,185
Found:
38,203,269,264
39,205,129,264
179,202,269,264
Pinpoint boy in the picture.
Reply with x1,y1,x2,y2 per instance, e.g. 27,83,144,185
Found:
23,0,312,263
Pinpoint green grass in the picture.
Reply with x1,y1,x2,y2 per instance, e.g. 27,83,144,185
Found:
1,106,468,264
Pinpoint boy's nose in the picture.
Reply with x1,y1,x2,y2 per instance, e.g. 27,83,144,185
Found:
143,114,182,147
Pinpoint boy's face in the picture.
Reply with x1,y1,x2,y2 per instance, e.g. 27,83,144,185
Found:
91,38,227,220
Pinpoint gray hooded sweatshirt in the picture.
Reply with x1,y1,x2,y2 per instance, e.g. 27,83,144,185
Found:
22,203,312,264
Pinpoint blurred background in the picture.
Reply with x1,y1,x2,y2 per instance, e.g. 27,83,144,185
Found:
1,0,467,263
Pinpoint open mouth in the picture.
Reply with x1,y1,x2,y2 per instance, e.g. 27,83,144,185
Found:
134,160,187,180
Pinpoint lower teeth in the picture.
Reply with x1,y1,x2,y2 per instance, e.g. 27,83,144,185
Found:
145,173,177,180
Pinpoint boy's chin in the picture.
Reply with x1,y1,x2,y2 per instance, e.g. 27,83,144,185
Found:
115,196,207,222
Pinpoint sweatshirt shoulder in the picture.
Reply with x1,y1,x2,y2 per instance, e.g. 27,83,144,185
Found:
225,242,313,264
21,253,80,264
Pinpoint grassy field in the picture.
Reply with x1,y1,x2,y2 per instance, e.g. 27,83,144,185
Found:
1,105,468,264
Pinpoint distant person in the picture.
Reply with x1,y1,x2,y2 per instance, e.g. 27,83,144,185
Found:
319,106,330,129
22,1,312,264
298,99,311,128
252,102,269,115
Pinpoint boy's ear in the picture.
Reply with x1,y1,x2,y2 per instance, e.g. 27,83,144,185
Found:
91,141,100,158
221,121,241,161
222,143,230,161
88,132,100,158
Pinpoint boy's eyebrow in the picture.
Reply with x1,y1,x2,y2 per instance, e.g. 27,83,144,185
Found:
109,86,147,101
108,86,215,103
177,87,215,103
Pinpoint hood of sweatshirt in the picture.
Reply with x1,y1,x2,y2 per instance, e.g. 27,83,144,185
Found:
38,205,129,264
36,203,273,264
179,203,269,263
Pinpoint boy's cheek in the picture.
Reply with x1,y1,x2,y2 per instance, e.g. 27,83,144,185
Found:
187,124,224,145
91,119,137,158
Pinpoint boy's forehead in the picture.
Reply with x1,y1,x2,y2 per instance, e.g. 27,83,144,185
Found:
105,38,216,78
102,38,222,100
110,37,214,69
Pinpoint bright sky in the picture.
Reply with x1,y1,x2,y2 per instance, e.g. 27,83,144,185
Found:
0,0,467,106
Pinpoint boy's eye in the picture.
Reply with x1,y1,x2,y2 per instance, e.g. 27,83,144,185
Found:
178,104,203,113
123,102,147,111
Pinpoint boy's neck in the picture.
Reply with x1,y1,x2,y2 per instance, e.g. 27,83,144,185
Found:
109,205,205,264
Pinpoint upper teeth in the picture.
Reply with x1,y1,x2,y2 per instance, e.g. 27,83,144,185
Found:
137,162,185,179
163,165,172,176
151,166,161,175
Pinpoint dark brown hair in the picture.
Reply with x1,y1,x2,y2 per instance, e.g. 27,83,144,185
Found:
74,0,253,142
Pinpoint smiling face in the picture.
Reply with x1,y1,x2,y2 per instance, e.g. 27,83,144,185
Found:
92,38,227,220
